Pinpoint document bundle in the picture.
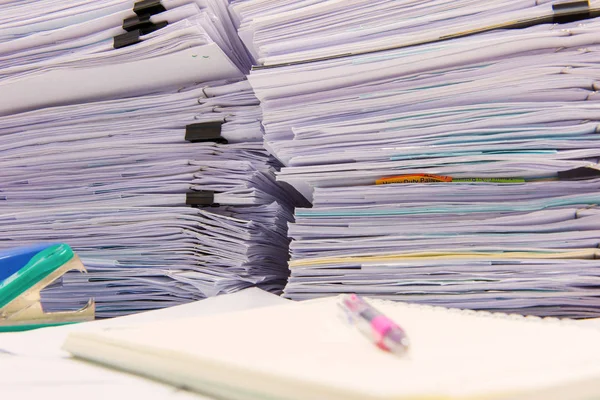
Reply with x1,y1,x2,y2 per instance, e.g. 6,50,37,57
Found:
233,0,600,66
64,296,600,399
0,1,305,318
4,0,600,320
242,1,600,317
0,79,306,318
0,0,249,115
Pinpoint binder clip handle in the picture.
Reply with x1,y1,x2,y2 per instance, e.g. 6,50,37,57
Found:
133,0,166,17
186,191,219,207
552,0,591,24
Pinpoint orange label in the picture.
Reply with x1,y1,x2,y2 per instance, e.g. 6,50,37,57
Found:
376,174,453,184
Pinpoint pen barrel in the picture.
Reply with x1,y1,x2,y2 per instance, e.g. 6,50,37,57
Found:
341,294,409,353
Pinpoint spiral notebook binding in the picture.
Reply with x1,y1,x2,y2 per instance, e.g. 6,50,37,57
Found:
364,297,589,329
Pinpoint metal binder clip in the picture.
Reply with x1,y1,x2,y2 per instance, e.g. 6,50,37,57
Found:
552,0,591,24
122,15,168,34
186,191,219,207
557,165,600,180
133,0,166,17
185,122,228,144
113,30,141,49
0,244,95,332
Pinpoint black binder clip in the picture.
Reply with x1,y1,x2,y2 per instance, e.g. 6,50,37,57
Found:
186,191,219,207
552,0,591,24
133,0,166,17
113,30,141,49
557,166,600,180
123,15,168,34
185,122,228,144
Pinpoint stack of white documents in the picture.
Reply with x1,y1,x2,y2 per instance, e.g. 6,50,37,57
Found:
0,81,297,209
0,0,251,115
241,2,600,317
233,0,600,65
0,1,306,317
0,79,302,317
285,184,600,318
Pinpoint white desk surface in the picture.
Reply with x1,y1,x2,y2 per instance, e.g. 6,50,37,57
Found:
0,354,210,400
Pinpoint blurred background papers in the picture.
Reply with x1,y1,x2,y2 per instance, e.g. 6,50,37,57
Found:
240,1,600,318
234,0,600,65
4,0,600,321
0,0,251,115
0,79,304,318
0,0,305,318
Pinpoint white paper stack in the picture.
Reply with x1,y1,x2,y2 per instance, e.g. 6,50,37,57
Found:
241,2,600,317
0,2,305,318
0,0,251,115
232,0,600,65
285,184,600,318
0,78,304,317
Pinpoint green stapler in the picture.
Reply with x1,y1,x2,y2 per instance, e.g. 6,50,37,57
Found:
0,243,94,332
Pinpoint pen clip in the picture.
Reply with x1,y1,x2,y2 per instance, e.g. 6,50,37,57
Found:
337,297,356,325
337,294,364,325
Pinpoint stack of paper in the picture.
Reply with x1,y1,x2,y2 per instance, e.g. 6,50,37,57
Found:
0,79,302,318
233,0,600,65
0,0,250,115
1,0,252,68
0,1,309,317
0,81,299,209
242,4,600,317
285,185,600,318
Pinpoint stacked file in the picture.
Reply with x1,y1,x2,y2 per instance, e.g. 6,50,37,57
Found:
285,183,600,318
233,0,600,65
243,3,600,317
0,79,303,317
0,0,250,115
0,81,295,209
0,0,308,317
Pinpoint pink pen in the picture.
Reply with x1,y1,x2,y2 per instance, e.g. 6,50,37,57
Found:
339,294,410,355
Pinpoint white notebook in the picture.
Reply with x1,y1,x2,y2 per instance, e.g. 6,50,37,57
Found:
63,297,600,400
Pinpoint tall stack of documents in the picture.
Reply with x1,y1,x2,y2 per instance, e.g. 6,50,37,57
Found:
0,79,303,317
241,1,600,317
0,1,304,317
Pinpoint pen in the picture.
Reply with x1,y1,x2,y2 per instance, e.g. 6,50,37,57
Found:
339,294,409,355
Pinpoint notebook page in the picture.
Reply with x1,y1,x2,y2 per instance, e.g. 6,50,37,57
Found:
65,297,600,400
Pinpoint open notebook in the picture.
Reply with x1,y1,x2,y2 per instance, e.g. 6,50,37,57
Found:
63,296,600,400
